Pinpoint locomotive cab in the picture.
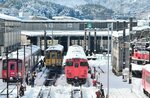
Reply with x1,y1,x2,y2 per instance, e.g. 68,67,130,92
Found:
2,59,24,82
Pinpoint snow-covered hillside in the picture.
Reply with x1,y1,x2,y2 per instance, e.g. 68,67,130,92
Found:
0,0,150,19
46,0,150,19
0,0,113,20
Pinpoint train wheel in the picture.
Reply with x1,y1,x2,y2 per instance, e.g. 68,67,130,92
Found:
67,79,70,83
143,89,146,94
2,79,5,82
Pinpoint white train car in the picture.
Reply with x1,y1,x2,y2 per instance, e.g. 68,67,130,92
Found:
65,45,87,59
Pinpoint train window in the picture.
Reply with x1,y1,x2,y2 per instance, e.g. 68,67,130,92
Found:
18,63,22,70
80,62,88,66
137,61,144,65
57,52,61,59
66,61,73,66
51,52,55,59
10,64,15,70
75,63,78,68
46,51,50,58
146,76,150,84
3,62,7,70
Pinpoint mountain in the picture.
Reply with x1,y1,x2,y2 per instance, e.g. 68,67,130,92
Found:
1,0,149,19
77,4,113,19
48,0,150,19
0,0,114,20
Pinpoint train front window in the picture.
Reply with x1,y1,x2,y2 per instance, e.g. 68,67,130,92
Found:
75,63,78,68
57,52,61,59
51,52,56,59
66,61,73,66
10,64,15,70
80,62,88,66
137,61,144,65
46,51,50,58
3,62,7,70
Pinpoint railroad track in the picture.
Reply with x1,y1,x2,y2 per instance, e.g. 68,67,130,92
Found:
44,69,61,86
0,85,17,96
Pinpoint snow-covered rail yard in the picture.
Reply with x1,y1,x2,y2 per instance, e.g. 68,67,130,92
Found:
0,54,148,98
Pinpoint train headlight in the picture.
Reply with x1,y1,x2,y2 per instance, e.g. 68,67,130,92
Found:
10,77,13,80
75,76,78,79
18,72,21,77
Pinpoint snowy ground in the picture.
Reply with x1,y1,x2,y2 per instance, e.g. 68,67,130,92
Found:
0,54,148,98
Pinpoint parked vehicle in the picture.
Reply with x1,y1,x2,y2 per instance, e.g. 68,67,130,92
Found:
44,44,64,73
142,64,150,97
2,45,41,82
65,45,89,85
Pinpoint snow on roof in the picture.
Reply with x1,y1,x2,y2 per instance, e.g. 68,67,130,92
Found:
8,45,40,60
112,26,150,38
21,30,117,37
46,44,64,51
66,45,87,59
52,16,80,20
0,13,21,21
21,19,128,23
133,26,150,31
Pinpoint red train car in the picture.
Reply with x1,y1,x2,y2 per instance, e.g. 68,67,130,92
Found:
142,64,150,97
2,45,41,82
2,59,25,82
65,45,89,85
132,50,149,78
132,50,149,61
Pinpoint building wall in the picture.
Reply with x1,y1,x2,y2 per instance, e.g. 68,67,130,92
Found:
0,19,21,57
21,21,137,31
112,35,130,75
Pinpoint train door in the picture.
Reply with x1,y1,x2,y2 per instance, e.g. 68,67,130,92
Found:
18,61,24,79
74,59,79,79
2,59,8,79
57,51,61,66
79,61,88,78
9,60,17,78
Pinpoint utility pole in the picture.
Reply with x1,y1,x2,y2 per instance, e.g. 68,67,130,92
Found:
30,44,32,72
123,21,126,69
94,28,97,54
44,30,47,56
84,29,87,52
17,47,19,98
24,45,25,74
129,18,133,84
122,21,126,80
106,23,111,98
6,48,9,98
88,30,91,56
